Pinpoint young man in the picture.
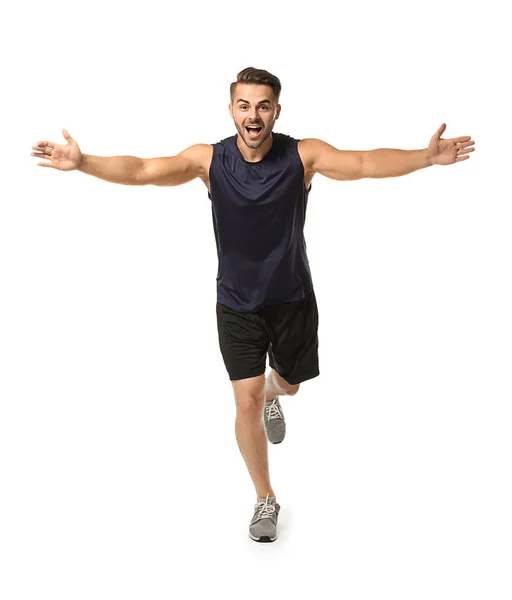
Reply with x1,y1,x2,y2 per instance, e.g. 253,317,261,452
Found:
30,67,475,543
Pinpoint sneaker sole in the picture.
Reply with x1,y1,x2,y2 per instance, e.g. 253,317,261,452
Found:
249,532,278,543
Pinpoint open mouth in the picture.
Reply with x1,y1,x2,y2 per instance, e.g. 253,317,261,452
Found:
245,125,263,139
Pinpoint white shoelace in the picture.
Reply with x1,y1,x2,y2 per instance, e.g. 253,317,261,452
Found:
265,397,282,421
256,494,276,519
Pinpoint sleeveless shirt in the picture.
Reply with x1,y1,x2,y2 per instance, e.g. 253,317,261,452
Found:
208,132,314,312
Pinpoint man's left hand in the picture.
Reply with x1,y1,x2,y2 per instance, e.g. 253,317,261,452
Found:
428,123,475,166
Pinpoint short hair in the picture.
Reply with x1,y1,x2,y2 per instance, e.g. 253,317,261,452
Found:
230,67,281,104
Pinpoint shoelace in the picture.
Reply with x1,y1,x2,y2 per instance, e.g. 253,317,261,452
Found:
265,397,282,421
255,494,276,519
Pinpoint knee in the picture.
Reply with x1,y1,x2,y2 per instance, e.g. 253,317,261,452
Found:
286,383,300,396
232,377,266,417
271,369,300,396
235,393,265,417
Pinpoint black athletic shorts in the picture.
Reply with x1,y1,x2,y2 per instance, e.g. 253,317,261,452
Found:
216,290,320,385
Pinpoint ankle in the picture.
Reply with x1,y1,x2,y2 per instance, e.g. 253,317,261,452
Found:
256,492,276,501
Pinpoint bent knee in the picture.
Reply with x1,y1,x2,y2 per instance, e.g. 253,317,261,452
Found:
272,369,300,396
285,383,300,396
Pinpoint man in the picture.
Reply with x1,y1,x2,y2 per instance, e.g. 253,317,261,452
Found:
30,67,475,543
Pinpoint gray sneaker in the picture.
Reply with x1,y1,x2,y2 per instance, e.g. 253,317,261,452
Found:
263,396,286,444
249,494,280,542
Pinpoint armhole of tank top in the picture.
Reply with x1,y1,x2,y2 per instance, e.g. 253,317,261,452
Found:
209,142,217,169
296,138,313,193
207,142,219,199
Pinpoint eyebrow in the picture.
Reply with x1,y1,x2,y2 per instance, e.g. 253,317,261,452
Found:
237,99,271,105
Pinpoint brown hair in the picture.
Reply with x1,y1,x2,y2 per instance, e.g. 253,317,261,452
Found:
230,67,281,104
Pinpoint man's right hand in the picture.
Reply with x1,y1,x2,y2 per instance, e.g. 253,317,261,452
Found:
30,128,82,171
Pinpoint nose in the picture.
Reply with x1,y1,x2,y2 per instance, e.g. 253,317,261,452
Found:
248,107,259,121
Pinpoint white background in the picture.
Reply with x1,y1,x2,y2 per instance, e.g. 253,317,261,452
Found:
1,0,510,598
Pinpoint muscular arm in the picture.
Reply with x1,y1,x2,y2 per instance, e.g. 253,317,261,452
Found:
78,143,211,186
137,144,212,186
363,148,432,178
78,154,145,185
299,138,432,181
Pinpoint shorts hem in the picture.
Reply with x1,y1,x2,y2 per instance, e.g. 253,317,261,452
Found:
229,370,266,381
284,369,320,385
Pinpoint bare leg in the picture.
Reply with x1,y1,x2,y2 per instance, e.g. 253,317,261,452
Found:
232,370,301,501
232,375,275,500
264,367,300,402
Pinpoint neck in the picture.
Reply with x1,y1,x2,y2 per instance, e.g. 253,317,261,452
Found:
236,132,274,163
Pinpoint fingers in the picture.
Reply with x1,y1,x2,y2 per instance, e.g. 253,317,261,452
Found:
33,141,57,150
30,144,55,165
62,128,74,142
31,145,51,153
31,151,50,159
454,136,473,143
455,145,475,161
455,140,475,149
456,146,475,156
31,153,54,167
436,123,447,138
30,154,53,167
31,147,53,161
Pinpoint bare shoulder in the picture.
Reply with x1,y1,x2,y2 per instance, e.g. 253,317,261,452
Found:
298,138,365,182
298,138,335,172
177,143,213,178
138,143,213,187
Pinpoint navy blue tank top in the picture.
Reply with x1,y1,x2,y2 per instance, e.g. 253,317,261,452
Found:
208,132,314,312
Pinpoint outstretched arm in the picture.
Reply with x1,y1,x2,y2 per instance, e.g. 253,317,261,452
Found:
300,123,475,181
137,144,212,186
31,128,211,187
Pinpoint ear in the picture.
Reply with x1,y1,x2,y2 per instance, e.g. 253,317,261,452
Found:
229,103,233,117
275,104,281,120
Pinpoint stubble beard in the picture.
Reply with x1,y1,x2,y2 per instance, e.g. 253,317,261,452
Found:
236,121,274,149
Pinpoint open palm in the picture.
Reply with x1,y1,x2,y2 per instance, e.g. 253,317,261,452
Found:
30,128,83,171
428,123,475,166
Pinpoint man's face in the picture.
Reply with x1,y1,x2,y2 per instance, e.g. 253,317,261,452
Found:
230,83,281,149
